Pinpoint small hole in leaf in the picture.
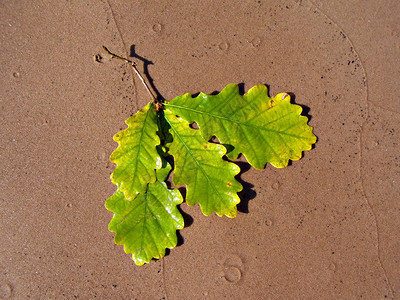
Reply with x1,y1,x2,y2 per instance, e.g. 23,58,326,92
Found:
189,122,199,129
208,136,220,144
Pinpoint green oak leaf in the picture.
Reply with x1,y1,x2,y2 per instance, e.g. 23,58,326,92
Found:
165,84,316,169
105,163,184,266
110,102,162,200
163,109,242,218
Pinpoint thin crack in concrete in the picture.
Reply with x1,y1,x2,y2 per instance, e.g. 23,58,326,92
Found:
307,1,395,297
102,1,170,299
104,0,139,111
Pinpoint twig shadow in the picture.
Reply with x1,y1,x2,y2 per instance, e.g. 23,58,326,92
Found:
130,44,165,101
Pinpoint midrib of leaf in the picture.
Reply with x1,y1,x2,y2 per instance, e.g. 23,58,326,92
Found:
139,185,175,255
113,186,175,260
126,107,151,181
111,103,162,200
165,102,307,139
166,116,224,207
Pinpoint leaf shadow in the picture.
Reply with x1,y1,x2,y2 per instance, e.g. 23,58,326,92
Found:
288,92,312,121
238,82,246,94
232,160,257,213
287,92,318,149
162,183,193,253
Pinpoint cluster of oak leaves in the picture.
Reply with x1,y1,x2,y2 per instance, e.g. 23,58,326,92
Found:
105,83,316,265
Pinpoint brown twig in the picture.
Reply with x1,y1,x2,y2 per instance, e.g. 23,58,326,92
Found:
102,46,159,107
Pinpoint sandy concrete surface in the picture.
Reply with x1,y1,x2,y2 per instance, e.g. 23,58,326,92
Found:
1,1,399,299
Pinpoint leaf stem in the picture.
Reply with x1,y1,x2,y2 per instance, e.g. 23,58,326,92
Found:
103,46,159,107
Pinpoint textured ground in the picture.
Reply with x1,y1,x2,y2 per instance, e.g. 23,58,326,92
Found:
1,1,399,299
